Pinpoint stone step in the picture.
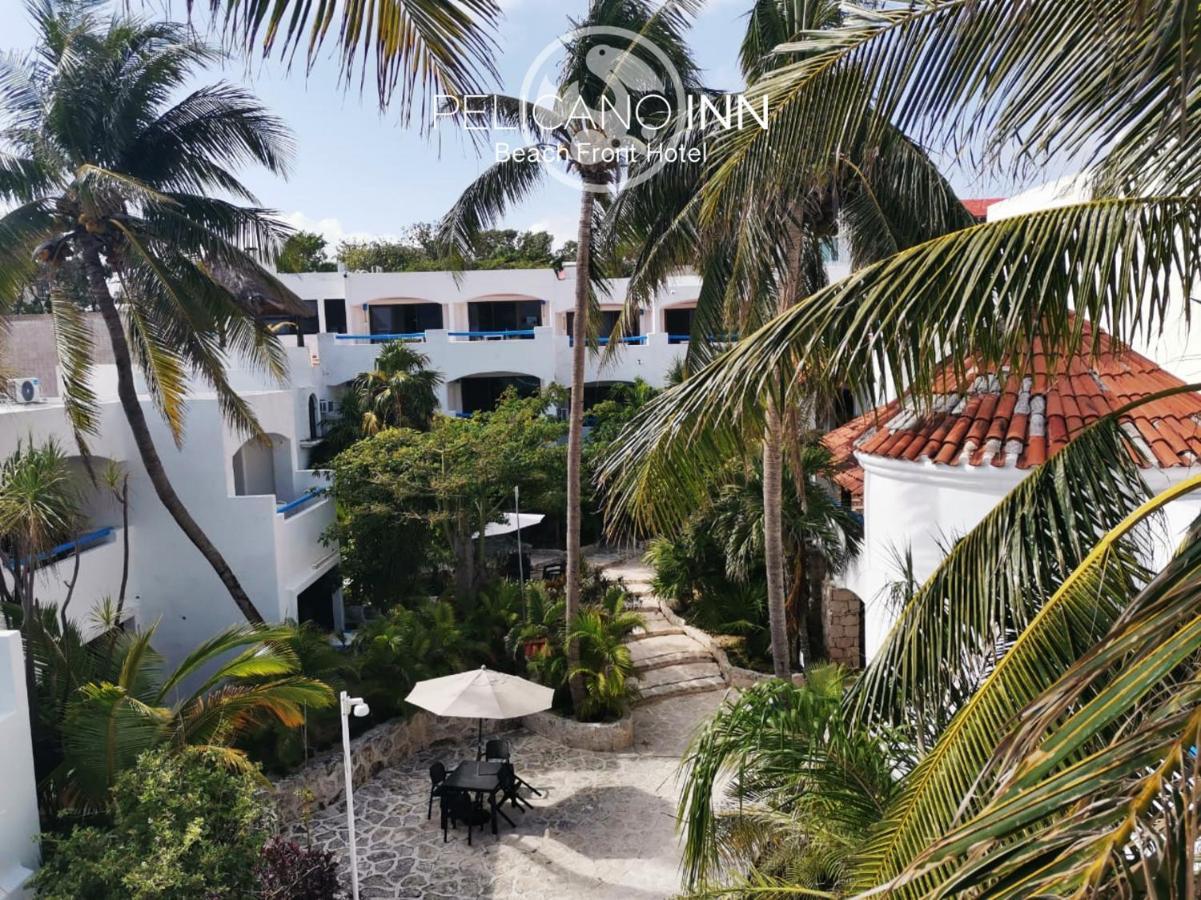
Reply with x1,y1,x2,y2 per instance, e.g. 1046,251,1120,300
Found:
638,674,728,701
628,634,713,673
635,661,723,690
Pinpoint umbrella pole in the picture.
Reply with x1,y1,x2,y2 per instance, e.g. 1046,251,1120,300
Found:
477,718,483,768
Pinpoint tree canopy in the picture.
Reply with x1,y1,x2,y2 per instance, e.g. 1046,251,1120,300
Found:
336,224,568,272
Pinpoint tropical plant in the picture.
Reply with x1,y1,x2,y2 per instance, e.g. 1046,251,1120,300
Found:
53,622,333,808
338,225,559,271
438,0,702,707
33,746,269,899
356,341,444,434
678,670,908,893
567,586,642,721
1,1,308,623
255,836,344,899
599,0,971,677
351,600,477,720
0,437,80,620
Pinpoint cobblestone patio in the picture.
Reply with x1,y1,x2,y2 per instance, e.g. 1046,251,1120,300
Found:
289,690,725,899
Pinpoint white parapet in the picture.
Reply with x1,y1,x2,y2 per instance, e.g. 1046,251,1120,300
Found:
0,631,40,896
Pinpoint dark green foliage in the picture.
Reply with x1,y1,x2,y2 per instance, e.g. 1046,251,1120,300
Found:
337,225,563,272
327,391,566,604
277,231,336,273
351,600,477,721
33,747,268,899
678,671,910,893
507,566,642,721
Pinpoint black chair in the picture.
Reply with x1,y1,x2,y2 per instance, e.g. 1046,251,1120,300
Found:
484,739,511,762
496,762,531,814
439,789,478,845
428,761,446,820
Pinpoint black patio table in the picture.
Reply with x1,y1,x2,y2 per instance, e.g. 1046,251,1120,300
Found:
441,761,517,839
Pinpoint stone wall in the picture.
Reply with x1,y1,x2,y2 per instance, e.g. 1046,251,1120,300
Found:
270,712,517,824
523,709,634,752
823,586,865,668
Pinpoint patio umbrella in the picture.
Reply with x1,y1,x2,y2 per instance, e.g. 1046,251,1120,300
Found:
404,665,554,755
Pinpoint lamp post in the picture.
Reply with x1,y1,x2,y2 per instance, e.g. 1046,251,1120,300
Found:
514,485,525,608
340,691,370,900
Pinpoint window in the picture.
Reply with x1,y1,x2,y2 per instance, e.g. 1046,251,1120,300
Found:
664,307,694,336
323,299,347,334
369,303,443,335
467,300,542,336
566,309,637,339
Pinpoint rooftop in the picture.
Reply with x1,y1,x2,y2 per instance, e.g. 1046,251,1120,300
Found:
823,325,1201,504
962,197,1005,219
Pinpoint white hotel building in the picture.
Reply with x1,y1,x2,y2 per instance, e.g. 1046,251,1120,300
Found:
0,267,741,668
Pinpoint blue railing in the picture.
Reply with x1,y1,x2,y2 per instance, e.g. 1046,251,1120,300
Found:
448,329,536,341
5,526,115,570
568,335,647,347
334,333,426,343
276,489,325,516
667,333,691,344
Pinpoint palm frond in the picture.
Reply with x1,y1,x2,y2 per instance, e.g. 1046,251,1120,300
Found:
205,0,502,119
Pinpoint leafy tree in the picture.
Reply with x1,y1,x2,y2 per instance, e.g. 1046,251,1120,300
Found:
33,747,269,899
277,230,336,273
1,2,307,623
439,0,701,709
336,225,560,271
328,391,566,602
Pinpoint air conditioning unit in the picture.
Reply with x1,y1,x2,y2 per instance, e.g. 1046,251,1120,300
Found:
7,377,40,404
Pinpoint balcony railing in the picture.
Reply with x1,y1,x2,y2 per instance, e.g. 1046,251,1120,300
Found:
276,489,326,517
448,330,536,341
334,332,426,343
667,333,691,344
5,526,115,570
568,335,648,347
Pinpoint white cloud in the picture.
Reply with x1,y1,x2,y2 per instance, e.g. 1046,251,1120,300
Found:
523,214,576,248
280,211,401,247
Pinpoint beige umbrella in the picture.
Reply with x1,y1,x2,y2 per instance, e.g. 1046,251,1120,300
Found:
404,665,554,754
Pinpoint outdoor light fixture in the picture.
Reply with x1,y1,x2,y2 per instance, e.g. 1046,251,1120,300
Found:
340,691,370,900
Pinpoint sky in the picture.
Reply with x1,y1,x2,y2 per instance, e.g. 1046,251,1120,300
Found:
0,0,1028,250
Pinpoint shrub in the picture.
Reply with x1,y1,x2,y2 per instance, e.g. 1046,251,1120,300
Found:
33,747,268,899
255,836,343,899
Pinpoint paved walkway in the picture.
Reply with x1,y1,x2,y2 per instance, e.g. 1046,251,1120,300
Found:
292,690,725,899
606,556,728,702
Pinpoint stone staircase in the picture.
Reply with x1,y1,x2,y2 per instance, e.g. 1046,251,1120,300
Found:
601,555,728,702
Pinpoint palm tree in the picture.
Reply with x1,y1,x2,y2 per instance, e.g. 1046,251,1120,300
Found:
0,438,80,622
613,1,1201,893
206,0,502,119
438,0,701,709
55,621,333,808
0,2,309,623
599,0,971,675
356,341,444,434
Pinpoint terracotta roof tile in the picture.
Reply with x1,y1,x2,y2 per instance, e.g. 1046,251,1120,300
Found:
819,322,1201,505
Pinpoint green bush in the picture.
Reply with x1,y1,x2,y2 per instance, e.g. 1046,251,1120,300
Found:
33,747,268,899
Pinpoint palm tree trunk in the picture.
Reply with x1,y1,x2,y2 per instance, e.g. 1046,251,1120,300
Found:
565,177,598,712
763,401,791,678
80,242,265,624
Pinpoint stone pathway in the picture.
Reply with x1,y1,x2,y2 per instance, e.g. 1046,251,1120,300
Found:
289,690,726,899
603,556,729,703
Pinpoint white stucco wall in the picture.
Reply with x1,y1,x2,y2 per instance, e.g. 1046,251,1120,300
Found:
0,632,40,895
853,454,1201,659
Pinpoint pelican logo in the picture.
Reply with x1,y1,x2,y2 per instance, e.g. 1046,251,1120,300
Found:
435,26,769,193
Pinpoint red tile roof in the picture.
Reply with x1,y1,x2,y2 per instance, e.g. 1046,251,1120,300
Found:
821,326,1201,505
963,197,1005,219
